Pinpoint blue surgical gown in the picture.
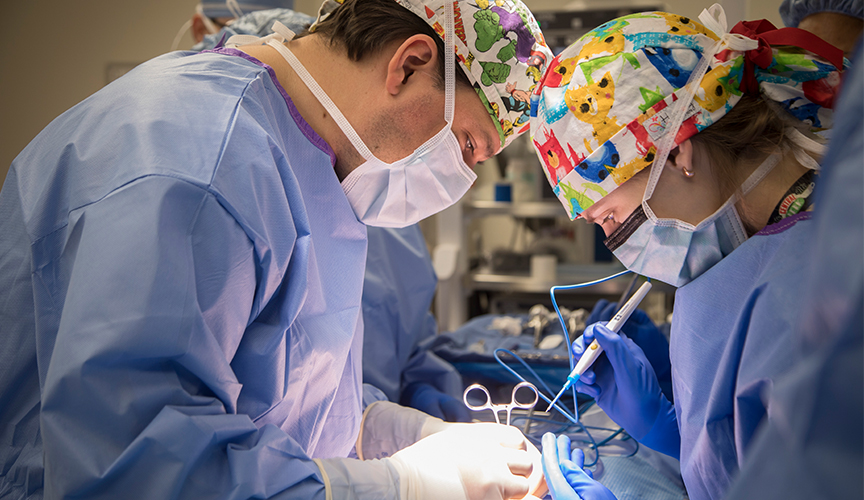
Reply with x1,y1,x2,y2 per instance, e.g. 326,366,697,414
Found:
722,39,863,500
362,225,463,403
0,47,367,499
670,212,816,500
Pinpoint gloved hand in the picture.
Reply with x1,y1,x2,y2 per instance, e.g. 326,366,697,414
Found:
586,300,673,401
402,381,472,422
541,432,617,500
316,421,546,500
571,322,680,458
391,422,545,499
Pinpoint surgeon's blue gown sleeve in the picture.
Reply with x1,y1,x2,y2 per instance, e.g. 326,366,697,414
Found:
0,48,369,499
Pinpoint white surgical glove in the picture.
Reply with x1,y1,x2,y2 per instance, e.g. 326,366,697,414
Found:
315,402,545,500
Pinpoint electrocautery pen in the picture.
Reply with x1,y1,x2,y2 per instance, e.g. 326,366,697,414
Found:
546,280,653,412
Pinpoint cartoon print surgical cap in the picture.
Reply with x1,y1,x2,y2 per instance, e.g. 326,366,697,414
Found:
529,6,846,220
312,0,553,149
201,0,296,19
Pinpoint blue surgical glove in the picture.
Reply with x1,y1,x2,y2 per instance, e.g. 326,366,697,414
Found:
402,382,472,423
541,432,617,500
586,300,673,402
572,323,680,458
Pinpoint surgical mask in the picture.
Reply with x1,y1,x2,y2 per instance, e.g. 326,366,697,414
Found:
266,5,477,228
605,151,782,287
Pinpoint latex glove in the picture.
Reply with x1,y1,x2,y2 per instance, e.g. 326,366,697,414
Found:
585,300,671,390
403,381,472,422
571,323,680,458
541,432,617,500
317,422,546,500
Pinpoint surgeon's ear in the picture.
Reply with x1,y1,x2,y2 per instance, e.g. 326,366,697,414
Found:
385,34,438,96
666,139,695,178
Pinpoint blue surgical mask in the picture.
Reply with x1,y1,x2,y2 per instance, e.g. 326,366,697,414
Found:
606,150,783,287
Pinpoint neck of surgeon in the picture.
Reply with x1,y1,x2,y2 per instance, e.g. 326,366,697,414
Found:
239,33,449,181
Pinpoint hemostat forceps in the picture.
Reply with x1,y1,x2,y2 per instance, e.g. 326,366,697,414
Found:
463,381,539,426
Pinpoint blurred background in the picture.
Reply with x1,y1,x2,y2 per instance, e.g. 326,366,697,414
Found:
0,0,784,331
0,0,782,189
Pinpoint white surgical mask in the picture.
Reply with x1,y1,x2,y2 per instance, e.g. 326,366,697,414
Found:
266,4,477,228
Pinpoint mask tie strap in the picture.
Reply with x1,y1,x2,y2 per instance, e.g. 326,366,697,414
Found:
266,26,376,161
225,0,245,19
739,147,784,196
444,0,455,126
225,20,292,47
642,3,758,228
786,127,825,170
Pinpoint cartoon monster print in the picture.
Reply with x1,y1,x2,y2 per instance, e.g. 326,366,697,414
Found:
645,47,700,88
472,6,537,63
609,147,655,184
473,9,505,52
575,140,619,183
781,97,823,128
803,74,840,108
578,52,641,85
545,54,579,88
565,71,621,145
638,86,665,113
490,6,537,62
475,0,504,10
575,31,625,62
527,50,548,73
555,179,609,217
625,117,656,157
577,17,632,44
480,61,511,85
504,82,531,126
501,118,514,138
694,65,734,112
655,13,717,38
534,129,584,185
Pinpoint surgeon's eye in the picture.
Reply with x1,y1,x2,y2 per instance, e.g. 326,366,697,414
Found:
466,137,475,154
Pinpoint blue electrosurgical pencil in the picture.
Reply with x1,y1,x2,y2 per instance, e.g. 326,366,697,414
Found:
546,281,653,412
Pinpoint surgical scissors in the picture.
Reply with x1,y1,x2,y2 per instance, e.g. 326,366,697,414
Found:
462,381,539,426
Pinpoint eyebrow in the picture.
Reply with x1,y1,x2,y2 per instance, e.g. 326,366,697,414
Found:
482,131,496,161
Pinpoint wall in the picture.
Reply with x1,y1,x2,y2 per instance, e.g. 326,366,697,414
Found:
1,0,782,191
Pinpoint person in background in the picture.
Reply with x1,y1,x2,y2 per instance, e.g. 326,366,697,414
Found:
0,0,553,497
363,226,473,422
532,5,846,500
172,0,298,51
780,0,863,54
191,6,470,423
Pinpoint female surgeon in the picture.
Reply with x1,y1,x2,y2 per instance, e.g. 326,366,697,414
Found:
530,5,847,500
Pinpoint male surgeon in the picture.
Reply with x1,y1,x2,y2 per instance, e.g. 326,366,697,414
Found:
0,0,551,498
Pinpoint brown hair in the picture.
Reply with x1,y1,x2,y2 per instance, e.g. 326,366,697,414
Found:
688,95,817,232
302,0,472,90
